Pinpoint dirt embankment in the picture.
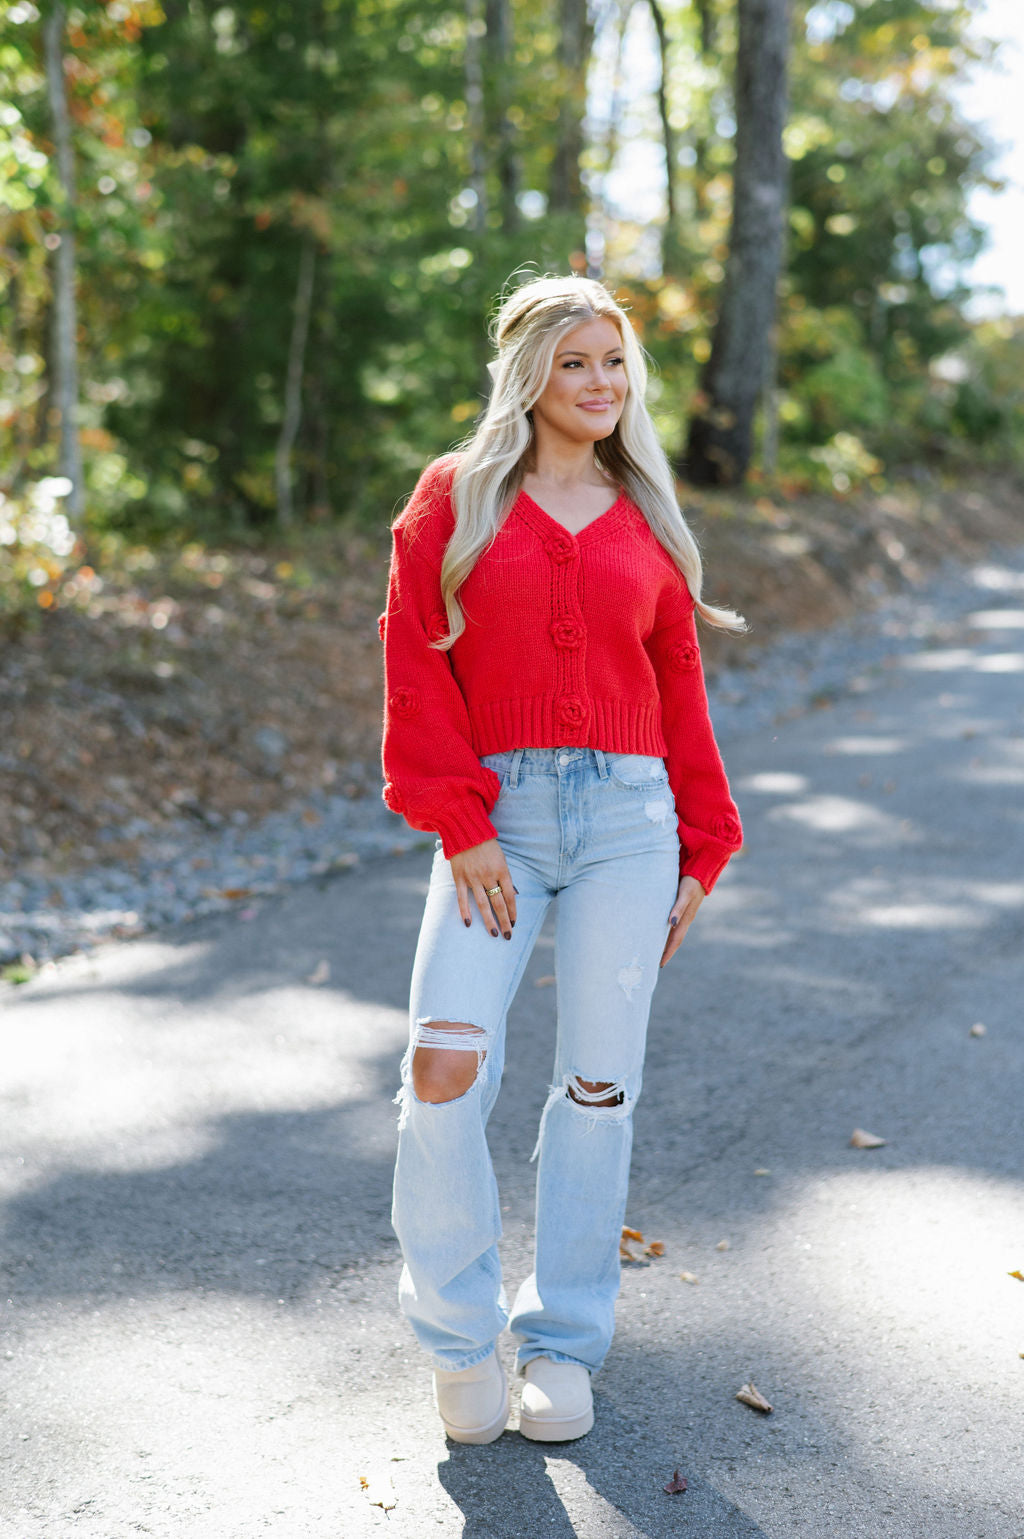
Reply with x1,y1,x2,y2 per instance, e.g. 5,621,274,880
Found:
2,475,1021,885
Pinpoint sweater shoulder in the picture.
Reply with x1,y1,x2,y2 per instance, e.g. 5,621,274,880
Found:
392,452,462,541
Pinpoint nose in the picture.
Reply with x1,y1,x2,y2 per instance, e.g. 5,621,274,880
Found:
589,362,610,389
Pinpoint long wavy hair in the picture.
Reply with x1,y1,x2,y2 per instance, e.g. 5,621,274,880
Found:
418,273,745,646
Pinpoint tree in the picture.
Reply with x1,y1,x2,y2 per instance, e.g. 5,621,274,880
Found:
683,0,791,485
42,1,84,521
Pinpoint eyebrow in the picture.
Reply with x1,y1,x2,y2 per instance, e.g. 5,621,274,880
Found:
554,346,623,359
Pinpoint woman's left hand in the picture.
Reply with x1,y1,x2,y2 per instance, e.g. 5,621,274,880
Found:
660,875,706,968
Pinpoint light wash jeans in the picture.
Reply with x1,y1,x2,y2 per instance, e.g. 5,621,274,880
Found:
391,746,680,1375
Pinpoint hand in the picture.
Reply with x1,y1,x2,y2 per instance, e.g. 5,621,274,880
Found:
660,875,706,968
449,839,518,939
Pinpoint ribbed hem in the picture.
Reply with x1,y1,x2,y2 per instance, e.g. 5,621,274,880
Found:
433,797,499,860
469,696,667,757
681,839,737,895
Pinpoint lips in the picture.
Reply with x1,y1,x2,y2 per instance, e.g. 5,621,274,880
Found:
578,401,613,411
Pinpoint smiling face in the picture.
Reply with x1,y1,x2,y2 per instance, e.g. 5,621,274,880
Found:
529,316,628,448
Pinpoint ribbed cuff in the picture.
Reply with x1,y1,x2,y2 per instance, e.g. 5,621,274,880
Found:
681,839,737,895
433,797,499,860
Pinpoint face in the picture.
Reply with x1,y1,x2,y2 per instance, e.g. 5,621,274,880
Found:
529,316,628,447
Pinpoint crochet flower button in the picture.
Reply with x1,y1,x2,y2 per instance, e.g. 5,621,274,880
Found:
389,687,422,720
382,782,405,814
550,617,585,649
545,533,576,565
426,610,449,643
556,696,587,730
668,641,699,672
377,611,387,642
711,812,742,844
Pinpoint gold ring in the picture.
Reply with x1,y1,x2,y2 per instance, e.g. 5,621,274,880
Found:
485,885,502,897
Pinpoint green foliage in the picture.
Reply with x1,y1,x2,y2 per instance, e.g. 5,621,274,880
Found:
0,0,1020,540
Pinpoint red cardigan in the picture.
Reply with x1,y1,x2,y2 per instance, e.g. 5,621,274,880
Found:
380,453,742,892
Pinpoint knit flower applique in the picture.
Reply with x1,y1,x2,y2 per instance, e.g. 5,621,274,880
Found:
710,812,742,845
668,641,699,672
377,611,387,642
550,617,585,649
389,687,422,720
545,532,576,565
382,782,405,814
557,696,587,730
426,610,450,644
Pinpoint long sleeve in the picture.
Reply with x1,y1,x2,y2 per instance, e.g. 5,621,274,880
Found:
645,592,743,893
380,462,501,858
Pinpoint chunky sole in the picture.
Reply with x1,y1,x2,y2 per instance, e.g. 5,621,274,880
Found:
519,1402,595,1442
440,1382,510,1444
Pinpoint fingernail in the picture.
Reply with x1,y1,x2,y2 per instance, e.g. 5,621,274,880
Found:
504,931,511,940
513,886,519,894
670,916,679,928
464,918,471,928
491,927,498,937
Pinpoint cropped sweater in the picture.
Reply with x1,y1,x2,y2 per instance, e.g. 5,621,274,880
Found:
379,453,743,894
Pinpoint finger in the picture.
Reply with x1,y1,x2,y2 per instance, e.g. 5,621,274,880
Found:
660,912,693,967
488,887,514,940
472,883,502,936
455,878,472,928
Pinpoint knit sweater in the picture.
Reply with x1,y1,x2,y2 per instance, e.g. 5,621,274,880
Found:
379,453,743,893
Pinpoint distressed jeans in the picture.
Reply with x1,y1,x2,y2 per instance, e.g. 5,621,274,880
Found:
391,747,680,1374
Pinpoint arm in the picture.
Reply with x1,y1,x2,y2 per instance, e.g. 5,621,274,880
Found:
380,463,502,859
645,595,743,897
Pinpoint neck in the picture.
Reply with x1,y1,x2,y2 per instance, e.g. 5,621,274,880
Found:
527,429,608,487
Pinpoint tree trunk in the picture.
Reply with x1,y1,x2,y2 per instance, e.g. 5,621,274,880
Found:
692,0,717,220
549,0,593,233
465,0,488,230
485,0,519,233
42,2,84,522
647,0,679,273
275,237,316,528
683,0,790,486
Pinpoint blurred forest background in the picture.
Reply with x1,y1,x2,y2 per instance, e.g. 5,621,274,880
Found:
3,0,1024,594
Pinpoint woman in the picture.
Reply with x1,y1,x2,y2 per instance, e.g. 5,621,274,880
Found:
380,274,744,1445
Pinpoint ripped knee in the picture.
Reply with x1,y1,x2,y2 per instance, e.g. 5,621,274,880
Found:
567,1076,625,1109
410,1020,488,1103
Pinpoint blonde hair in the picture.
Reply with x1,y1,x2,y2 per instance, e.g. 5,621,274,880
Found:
417,273,744,645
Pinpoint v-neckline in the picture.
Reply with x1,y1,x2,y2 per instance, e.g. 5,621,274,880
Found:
515,486,629,543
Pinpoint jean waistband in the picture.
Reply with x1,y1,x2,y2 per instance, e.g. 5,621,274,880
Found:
481,746,666,788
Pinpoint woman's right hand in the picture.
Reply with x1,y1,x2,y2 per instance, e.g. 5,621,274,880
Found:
449,839,517,938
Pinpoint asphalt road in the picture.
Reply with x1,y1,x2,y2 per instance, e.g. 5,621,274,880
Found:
2,554,1023,1539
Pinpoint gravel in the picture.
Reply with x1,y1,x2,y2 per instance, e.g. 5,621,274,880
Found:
3,547,1022,971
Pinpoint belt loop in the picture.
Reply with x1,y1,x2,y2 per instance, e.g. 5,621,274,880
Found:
510,748,525,788
594,747,608,780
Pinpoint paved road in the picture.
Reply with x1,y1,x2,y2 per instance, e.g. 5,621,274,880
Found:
3,554,1023,1539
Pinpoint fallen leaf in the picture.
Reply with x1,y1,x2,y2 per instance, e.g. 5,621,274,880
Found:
645,1240,665,1258
736,1381,773,1414
663,1469,688,1494
219,887,253,901
715,1239,730,1252
359,1470,398,1512
620,1239,638,1261
850,1128,887,1149
1009,1270,1024,1282
306,959,331,986
969,1022,987,1038
679,1271,699,1284
534,974,556,987
622,1227,644,1244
